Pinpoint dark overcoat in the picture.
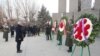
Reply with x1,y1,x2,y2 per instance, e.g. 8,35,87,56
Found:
45,25,52,35
65,25,73,47
15,24,23,42
3,27,9,39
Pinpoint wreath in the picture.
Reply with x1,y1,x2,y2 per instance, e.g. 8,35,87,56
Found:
74,13,100,47
57,16,68,40
59,16,68,32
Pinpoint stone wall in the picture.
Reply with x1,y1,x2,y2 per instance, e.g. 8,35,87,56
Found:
52,0,100,23
81,0,92,11
52,9,99,22
58,0,66,13
94,0,100,10
74,9,99,20
52,12,73,22
69,0,78,12
52,13,62,22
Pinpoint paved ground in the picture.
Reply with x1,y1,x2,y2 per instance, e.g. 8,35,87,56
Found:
0,32,100,56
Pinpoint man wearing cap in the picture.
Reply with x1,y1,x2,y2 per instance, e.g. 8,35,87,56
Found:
15,21,24,53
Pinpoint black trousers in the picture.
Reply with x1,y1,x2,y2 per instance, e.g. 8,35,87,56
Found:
5,37,8,41
11,31,14,37
46,34,52,40
17,41,21,51
69,46,72,51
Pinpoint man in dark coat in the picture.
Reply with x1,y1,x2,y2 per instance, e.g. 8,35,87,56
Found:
3,24,9,42
37,26,40,36
27,26,31,36
45,24,52,40
15,22,24,53
65,24,73,52
22,26,26,38
10,25,15,37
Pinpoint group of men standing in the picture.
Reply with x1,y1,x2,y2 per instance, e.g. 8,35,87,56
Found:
2,21,40,53
2,19,73,53
2,22,24,53
45,19,73,53
27,25,40,36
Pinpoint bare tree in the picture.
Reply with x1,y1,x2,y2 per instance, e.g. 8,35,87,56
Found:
0,4,8,28
0,6,4,26
29,3,36,22
14,0,37,23
6,0,12,19
0,6,3,19
14,0,21,20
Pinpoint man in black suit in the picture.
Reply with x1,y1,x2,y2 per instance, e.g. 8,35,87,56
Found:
10,25,15,37
45,24,52,40
15,22,24,53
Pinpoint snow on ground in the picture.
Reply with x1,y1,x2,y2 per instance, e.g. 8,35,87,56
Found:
0,32,100,56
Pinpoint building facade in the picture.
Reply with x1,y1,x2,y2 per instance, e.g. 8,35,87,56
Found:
81,0,92,11
69,0,78,13
94,0,100,10
52,0,100,22
58,0,66,13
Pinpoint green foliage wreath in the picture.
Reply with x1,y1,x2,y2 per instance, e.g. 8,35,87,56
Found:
74,13,100,47
57,16,68,39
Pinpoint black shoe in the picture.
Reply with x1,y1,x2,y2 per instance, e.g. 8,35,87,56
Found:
19,50,22,52
67,50,72,52
5,40,8,42
57,43,62,45
17,50,22,53
50,38,52,40
11,35,14,37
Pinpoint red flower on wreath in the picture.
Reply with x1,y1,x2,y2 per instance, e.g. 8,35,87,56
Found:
74,18,92,41
59,20,65,32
